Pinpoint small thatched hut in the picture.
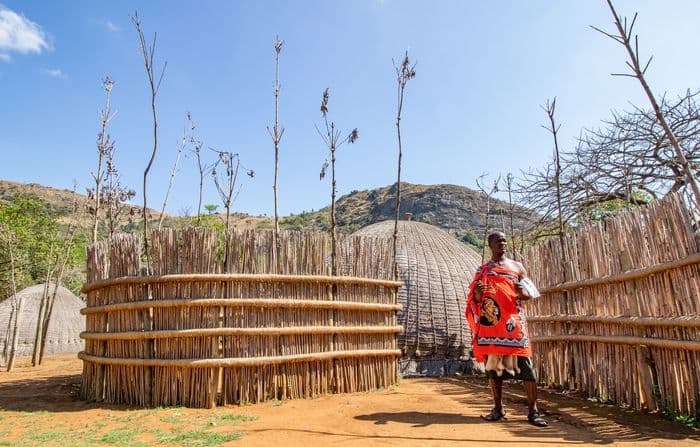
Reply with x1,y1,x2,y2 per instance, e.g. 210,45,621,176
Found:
353,220,482,376
0,283,85,361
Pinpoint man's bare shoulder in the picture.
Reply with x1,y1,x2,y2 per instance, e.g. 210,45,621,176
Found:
505,258,527,278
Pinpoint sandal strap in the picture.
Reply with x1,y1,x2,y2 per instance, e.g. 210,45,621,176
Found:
528,411,548,427
482,408,506,421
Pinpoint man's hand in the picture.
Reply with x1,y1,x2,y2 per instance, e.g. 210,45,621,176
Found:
473,280,487,302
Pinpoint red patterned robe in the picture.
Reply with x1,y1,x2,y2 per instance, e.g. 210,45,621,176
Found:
466,262,532,362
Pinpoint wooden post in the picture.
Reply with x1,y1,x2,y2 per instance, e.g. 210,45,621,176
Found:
636,345,659,412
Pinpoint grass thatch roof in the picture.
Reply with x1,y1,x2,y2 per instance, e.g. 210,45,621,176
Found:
354,221,481,369
0,283,85,359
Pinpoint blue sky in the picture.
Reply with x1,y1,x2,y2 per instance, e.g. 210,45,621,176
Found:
1,1,699,216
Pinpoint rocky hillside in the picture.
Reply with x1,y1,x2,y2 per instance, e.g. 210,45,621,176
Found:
0,179,155,227
282,183,540,241
0,180,539,242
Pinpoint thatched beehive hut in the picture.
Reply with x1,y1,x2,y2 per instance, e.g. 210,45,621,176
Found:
0,283,85,360
353,220,482,376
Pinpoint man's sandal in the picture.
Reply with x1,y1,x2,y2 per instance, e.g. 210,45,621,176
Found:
481,408,506,421
528,410,548,427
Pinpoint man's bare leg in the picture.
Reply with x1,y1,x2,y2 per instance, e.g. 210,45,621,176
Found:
523,380,548,427
482,377,506,421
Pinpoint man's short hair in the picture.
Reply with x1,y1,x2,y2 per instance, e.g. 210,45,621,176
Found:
487,231,506,244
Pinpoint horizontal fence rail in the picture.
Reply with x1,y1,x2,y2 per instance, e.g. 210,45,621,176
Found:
524,193,700,417
539,252,700,294
81,273,402,294
79,349,402,368
529,315,700,328
81,298,402,315
80,229,403,408
81,325,404,340
532,335,700,351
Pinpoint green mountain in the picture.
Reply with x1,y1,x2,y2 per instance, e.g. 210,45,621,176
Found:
286,183,539,240
0,180,539,242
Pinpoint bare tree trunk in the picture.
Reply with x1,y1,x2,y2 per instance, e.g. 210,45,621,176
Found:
542,98,570,329
197,158,204,223
476,176,499,263
133,11,167,274
38,228,76,364
270,37,284,245
543,98,567,264
91,78,114,244
33,240,56,366
7,297,21,372
480,193,491,263
504,173,518,260
331,145,337,277
317,89,357,277
158,125,186,231
600,0,700,209
3,230,20,372
2,305,12,367
392,52,416,281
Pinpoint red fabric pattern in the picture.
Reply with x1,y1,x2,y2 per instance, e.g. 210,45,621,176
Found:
466,263,532,362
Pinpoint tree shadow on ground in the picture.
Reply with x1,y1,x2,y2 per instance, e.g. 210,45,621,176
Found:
437,376,700,445
356,411,481,427
0,373,125,413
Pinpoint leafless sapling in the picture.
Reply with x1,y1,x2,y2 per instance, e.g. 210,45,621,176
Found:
158,113,190,231
189,115,210,224
317,88,359,276
502,173,522,260
211,149,254,267
88,76,115,244
541,98,568,260
103,141,136,237
267,36,285,247
211,150,241,235
475,174,500,263
132,11,167,273
392,51,416,280
32,234,56,366
37,192,80,364
0,225,19,371
593,0,700,210
31,183,81,365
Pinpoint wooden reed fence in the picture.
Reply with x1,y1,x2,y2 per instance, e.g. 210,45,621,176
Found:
524,193,700,417
80,229,401,408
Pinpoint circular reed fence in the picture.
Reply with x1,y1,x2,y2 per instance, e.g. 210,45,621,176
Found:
80,273,402,408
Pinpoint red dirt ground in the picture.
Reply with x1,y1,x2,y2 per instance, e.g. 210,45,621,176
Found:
0,355,698,446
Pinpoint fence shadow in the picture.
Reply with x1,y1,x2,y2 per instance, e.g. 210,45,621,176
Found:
450,376,700,445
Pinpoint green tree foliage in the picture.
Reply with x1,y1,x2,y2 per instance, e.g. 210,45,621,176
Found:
0,195,89,300
204,204,219,215
0,195,58,299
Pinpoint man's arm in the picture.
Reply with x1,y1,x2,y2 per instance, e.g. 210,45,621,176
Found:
514,263,541,300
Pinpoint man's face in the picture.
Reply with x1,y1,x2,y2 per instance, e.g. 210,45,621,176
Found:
489,233,507,254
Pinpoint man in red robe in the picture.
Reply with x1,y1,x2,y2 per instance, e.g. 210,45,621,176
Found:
466,231,547,427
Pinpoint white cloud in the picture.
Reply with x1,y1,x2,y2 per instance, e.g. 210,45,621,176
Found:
104,20,120,32
42,67,66,79
0,52,9,62
0,4,50,58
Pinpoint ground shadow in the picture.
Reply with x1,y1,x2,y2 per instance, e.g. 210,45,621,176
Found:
245,427,589,444
0,373,130,413
441,376,700,445
355,411,482,427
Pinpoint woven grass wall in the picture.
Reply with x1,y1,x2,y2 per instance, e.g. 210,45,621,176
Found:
354,221,482,375
524,193,700,417
80,229,401,408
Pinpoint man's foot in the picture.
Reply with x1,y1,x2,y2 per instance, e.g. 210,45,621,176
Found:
481,408,506,421
528,410,548,427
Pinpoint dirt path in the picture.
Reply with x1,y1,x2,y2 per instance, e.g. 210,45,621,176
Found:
0,355,698,446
